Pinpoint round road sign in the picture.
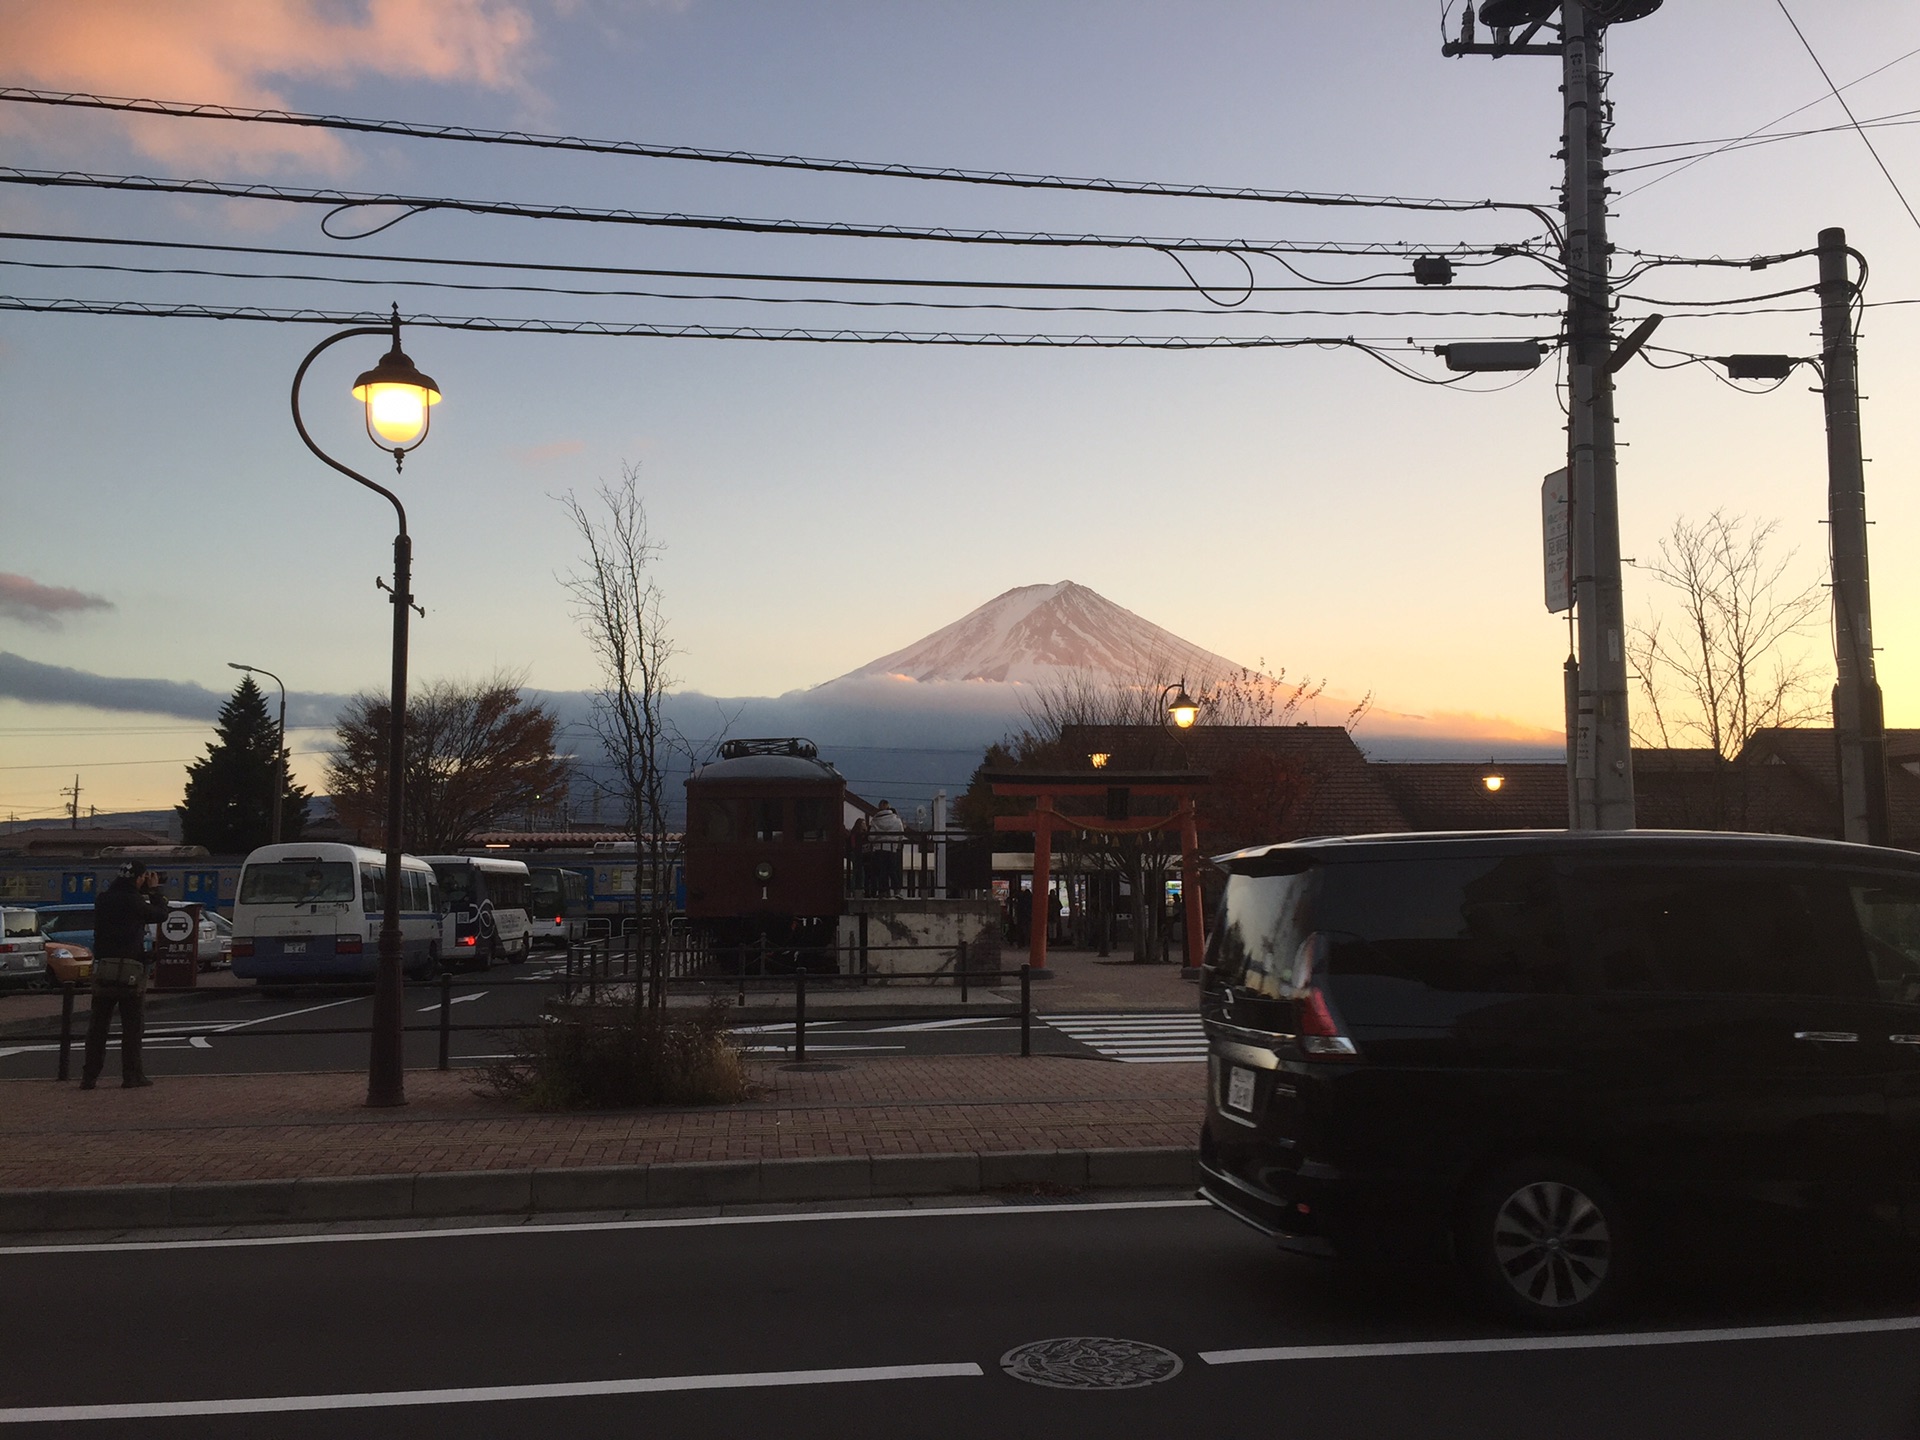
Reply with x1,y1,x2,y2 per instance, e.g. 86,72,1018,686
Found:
160,910,195,943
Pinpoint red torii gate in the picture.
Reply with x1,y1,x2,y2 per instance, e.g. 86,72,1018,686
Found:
988,771,1208,976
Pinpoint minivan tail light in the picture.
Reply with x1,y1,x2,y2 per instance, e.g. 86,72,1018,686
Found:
1292,932,1360,1060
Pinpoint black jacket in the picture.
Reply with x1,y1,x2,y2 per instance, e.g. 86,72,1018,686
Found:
94,877,170,960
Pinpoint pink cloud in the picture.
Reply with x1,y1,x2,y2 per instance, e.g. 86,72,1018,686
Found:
0,0,536,172
510,438,587,466
0,572,113,629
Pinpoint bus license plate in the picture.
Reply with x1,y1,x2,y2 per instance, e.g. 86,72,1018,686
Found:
283,941,306,954
1226,1066,1256,1114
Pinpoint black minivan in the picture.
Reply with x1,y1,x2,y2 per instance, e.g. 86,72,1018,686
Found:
1197,830,1920,1326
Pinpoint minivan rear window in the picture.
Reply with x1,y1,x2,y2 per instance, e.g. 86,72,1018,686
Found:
1207,869,1317,998
1318,855,1568,995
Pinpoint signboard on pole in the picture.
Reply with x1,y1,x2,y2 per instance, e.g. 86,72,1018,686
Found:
1542,468,1572,613
152,903,200,988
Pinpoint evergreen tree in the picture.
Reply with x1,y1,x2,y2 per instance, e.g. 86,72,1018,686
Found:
178,677,309,852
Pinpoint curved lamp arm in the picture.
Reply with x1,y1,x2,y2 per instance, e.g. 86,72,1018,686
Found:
290,326,408,538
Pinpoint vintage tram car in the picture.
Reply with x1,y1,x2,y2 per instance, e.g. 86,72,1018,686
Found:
683,738,845,958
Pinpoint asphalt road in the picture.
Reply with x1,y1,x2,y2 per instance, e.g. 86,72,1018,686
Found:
0,960,1207,1075
5,1198,1920,1436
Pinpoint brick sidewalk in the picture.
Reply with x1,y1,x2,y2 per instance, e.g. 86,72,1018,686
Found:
0,1055,1205,1192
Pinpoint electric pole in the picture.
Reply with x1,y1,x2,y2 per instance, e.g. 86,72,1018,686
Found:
61,774,81,828
1446,0,1656,829
1817,226,1890,845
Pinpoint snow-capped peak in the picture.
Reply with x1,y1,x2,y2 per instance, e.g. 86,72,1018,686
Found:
829,580,1243,687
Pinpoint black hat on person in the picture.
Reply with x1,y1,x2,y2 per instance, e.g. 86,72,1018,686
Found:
122,860,148,880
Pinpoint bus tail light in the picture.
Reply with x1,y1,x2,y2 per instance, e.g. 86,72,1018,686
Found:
336,936,364,955
231,940,254,959
458,935,477,947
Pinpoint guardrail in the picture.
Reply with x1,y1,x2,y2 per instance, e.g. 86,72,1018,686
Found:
7,949,1049,1081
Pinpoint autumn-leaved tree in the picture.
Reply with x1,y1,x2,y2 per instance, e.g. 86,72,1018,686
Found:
327,676,569,852
560,467,680,1013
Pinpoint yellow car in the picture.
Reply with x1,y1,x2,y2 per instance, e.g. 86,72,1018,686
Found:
44,938,93,987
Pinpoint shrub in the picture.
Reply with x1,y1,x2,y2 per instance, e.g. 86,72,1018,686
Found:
483,997,753,1110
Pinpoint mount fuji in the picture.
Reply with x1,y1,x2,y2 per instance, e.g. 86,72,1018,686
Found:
834,580,1237,687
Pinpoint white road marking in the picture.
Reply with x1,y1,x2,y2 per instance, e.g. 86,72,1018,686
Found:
737,1044,907,1054
417,992,487,1013
0,1362,985,1423
0,1198,1207,1255
1200,1314,1920,1365
865,1017,1014,1033
214,994,370,1031
1044,1012,1207,1063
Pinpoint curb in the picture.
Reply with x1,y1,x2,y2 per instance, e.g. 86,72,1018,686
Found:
0,1147,1199,1234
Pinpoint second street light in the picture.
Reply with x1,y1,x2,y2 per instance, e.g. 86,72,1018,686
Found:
226,661,286,845
291,304,441,1110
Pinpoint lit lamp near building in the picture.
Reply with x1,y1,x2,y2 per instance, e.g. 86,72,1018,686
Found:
1483,770,1506,793
290,304,441,1110
1089,752,1111,769
1163,681,1200,732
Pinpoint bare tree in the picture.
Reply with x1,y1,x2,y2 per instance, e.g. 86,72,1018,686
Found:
1628,511,1826,761
560,467,680,1013
327,675,568,852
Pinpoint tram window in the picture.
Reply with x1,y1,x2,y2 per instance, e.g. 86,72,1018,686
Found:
755,800,785,843
795,798,833,844
701,801,738,844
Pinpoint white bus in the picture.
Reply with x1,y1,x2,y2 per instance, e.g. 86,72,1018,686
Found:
422,855,533,968
231,843,443,982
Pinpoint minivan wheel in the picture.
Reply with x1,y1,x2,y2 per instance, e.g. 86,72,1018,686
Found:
1461,1158,1629,1328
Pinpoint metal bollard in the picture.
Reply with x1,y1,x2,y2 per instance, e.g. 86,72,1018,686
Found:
1020,963,1032,1057
794,966,807,1064
958,938,969,1004
438,972,453,1070
57,983,75,1081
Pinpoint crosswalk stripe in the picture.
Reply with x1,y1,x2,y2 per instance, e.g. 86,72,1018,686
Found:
1044,1011,1206,1064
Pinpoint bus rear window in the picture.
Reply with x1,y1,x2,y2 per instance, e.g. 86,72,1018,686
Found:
238,861,355,905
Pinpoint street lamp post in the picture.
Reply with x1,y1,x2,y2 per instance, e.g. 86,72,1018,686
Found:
290,304,441,1109
227,662,286,845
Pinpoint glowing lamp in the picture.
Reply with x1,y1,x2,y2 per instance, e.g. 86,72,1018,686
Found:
1089,752,1111,769
1166,683,1199,730
352,338,441,456
1484,773,1505,793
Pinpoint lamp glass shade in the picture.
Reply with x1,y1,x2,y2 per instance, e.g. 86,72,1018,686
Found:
1484,775,1505,792
1167,685,1199,729
352,349,442,450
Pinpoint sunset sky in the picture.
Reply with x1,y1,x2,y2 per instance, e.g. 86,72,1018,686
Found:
3,1,1920,818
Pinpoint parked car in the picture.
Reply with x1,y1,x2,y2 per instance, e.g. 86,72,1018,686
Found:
1197,830,1920,1328
35,901,230,969
0,906,49,989
42,936,93,987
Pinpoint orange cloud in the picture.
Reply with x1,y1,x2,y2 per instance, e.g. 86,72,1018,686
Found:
0,0,535,172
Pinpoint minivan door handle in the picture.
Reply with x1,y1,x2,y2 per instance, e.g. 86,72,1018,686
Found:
1793,1030,1859,1044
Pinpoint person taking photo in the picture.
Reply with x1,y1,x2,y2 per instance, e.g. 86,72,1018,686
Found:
81,861,171,1090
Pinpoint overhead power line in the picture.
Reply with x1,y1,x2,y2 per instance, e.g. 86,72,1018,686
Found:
1774,1,1920,236
0,255,1565,322
0,229,1567,297
0,168,1547,260
0,86,1559,231
0,295,1554,386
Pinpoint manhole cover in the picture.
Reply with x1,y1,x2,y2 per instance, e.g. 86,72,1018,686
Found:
999,1337,1183,1390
